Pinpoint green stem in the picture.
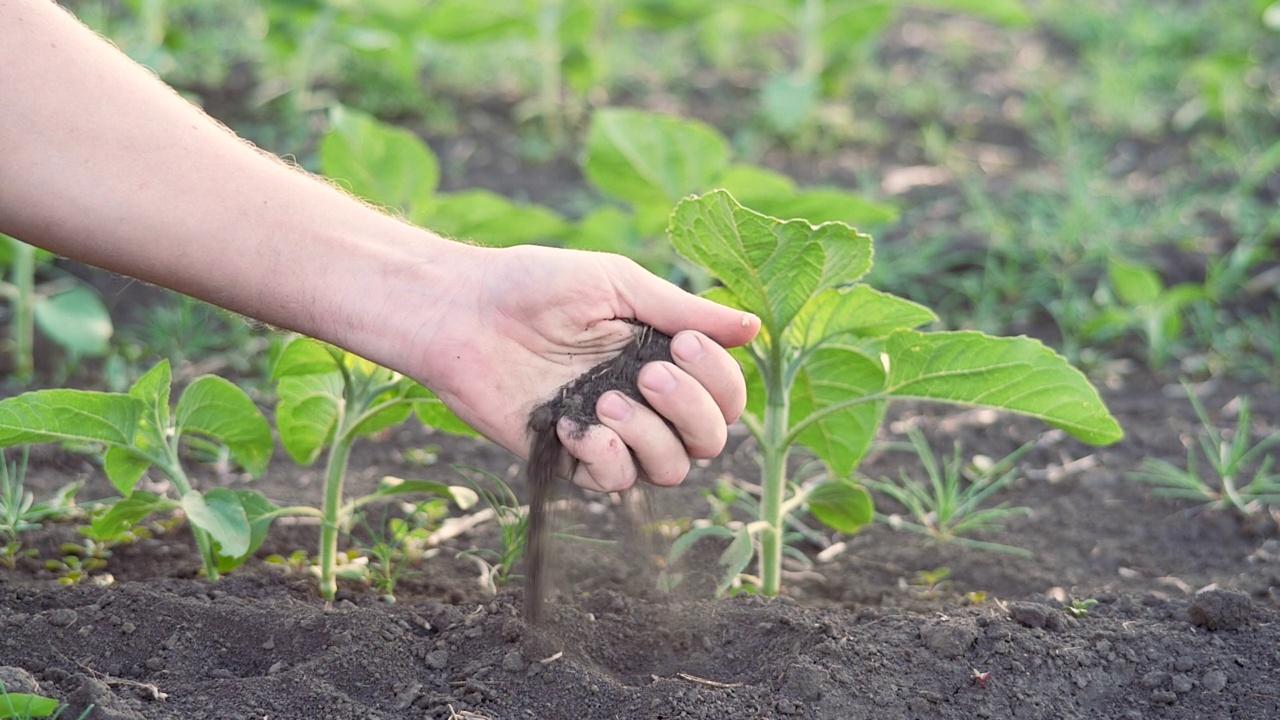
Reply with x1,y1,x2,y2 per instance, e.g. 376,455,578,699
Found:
759,343,790,597
162,457,221,581
319,425,354,602
10,239,35,384
798,0,824,81
537,0,564,145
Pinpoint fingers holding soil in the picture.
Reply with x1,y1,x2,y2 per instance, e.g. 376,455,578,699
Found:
668,330,749,426
557,419,639,493
595,389,692,487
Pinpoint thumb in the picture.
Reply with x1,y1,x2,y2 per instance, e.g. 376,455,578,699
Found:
615,260,760,348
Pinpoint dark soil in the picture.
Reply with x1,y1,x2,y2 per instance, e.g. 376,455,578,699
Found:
3,378,1279,720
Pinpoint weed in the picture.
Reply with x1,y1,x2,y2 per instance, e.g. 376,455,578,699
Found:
909,567,953,599
0,448,78,569
348,499,449,600
0,681,92,719
863,427,1034,556
456,468,530,594
1129,383,1280,516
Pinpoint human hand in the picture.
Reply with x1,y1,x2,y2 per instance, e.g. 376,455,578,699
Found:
412,244,760,492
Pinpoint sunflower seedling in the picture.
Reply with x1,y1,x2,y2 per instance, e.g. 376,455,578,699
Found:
667,190,1123,596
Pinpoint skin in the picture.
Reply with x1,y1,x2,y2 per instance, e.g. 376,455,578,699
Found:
0,0,760,492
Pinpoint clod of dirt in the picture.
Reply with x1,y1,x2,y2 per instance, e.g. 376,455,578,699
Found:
66,676,146,720
524,323,673,623
1008,601,1066,631
1188,588,1253,630
0,665,39,694
920,617,979,658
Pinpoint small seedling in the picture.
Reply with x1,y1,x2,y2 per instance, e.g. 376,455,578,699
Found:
0,448,78,569
909,567,953,599
863,427,1034,556
348,499,447,600
1065,598,1098,618
456,468,531,594
1129,382,1280,516
264,549,314,575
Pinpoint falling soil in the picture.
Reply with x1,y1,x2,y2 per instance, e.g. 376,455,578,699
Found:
524,322,672,624
2,378,1279,719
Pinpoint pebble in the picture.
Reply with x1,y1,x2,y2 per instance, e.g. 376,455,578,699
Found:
1140,671,1169,690
1202,670,1228,692
920,619,978,659
424,650,449,670
47,609,78,628
1171,674,1194,693
1151,689,1177,704
502,650,528,673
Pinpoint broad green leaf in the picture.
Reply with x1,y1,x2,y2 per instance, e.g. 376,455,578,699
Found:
807,478,874,534
176,376,273,477
761,73,818,135
789,286,937,349
86,491,175,543
319,106,439,215
884,330,1124,445
0,692,60,718
414,0,530,40
272,337,341,379
128,360,171,459
746,188,899,229
619,0,716,28
183,489,251,559
667,525,735,565
669,190,873,339
0,390,142,448
276,374,343,465
406,384,481,438
824,0,897,49
350,397,414,439
33,285,112,356
216,490,280,573
103,446,151,495
424,190,568,247
586,109,729,232
717,164,797,201
791,346,888,476
1109,258,1164,306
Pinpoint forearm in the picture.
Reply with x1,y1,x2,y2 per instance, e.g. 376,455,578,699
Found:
0,0,473,369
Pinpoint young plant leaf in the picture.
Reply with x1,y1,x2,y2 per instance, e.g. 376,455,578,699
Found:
807,478,874,534
787,285,937,348
32,285,112,357
0,692,60,718
85,491,176,543
425,190,568,246
883,330,1124,445
669,190,873,339
364,476,479,510
0,390,142,448
182,489,251,559
175,376,273,478
716,525,755,596
587,109,729,233
276,377,343,465
790,346,888,476
319,105,439,215
216,490,281,573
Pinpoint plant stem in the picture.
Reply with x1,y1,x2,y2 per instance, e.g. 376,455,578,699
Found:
319,422,353,602
537,0,564,145
759,343,790,596
10,239,35,384
164,458,220,581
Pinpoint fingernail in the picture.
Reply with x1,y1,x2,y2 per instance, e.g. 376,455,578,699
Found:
742,312,757,327
641,364,678,394
672,332,705,362
599,391,633,421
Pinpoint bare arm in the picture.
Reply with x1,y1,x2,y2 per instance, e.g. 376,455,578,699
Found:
0,0,760,491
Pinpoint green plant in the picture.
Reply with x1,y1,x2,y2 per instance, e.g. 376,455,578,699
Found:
863,427,1034,556
0,359,276,580
319,106,569,247
0,234,113,384
1084,258,1204,370
667,190,1123,596
1065,598,1098,618
349,498,450,600
909,567,953,599
579,108,897,277
271,337,478,600
1129,383,1280,516
455,467,532,593
0,448,78,569
0,682,91,720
